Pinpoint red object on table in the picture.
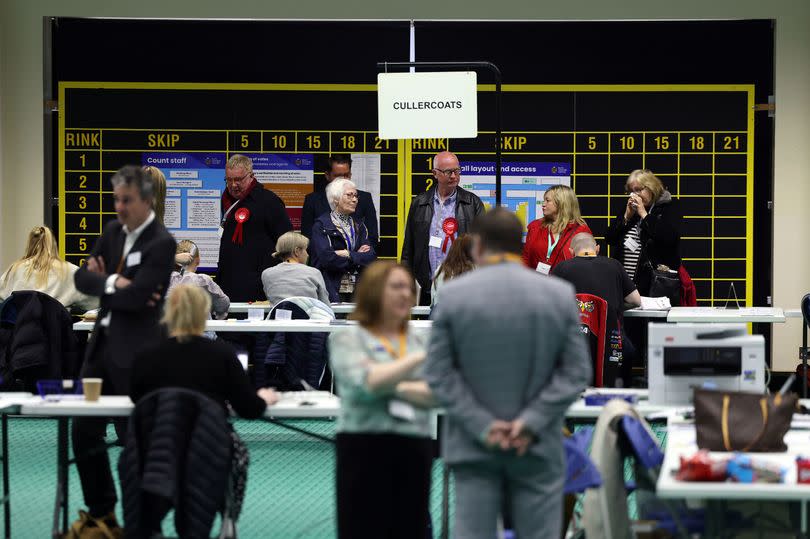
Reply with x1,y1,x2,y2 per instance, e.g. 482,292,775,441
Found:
676,450,728,482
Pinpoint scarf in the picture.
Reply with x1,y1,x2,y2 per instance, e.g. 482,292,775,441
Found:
330,211,355,250
221,177,259,218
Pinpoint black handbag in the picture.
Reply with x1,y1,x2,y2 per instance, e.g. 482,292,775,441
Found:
647,261,681,307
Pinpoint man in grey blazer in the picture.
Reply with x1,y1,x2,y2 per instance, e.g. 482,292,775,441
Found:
424,208,591,539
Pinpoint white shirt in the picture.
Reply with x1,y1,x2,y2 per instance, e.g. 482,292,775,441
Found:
101,211,156,326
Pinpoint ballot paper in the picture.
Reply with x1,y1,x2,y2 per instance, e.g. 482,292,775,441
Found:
640,296,672,310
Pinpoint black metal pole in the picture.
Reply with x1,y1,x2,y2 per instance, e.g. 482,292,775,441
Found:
376,61,504,205
801,317,807,399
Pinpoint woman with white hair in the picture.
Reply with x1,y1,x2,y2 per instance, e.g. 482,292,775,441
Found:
310,177,376,302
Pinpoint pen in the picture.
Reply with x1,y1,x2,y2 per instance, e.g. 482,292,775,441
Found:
779,373,796,395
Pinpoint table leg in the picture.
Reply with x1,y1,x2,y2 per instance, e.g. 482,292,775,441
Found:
52,418,68,539
802,500,807,538
2,414,9,539
441,462,449,539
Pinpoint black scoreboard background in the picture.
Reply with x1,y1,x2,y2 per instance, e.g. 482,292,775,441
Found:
48,18,774,314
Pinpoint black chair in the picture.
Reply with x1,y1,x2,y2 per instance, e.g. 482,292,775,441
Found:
800,294,810,397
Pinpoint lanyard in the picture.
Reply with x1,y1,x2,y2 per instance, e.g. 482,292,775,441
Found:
332,215,356,251
221,200,240,227
377,332,407,360
546,229,560,261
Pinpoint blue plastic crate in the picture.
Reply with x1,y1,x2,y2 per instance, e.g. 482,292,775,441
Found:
36,379,83,398
584,393,639,406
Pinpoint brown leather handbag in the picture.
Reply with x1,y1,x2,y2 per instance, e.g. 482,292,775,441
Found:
694,388,798,452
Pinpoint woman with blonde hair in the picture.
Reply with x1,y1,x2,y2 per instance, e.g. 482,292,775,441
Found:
131,284,278,536
522,185,592,273
605,169,681,295
329,261,435,538
167,240,229,339
142,166,167,224
261,231,330,305
0,225,97,310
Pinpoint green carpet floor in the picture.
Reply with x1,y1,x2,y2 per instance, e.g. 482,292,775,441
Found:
4,416,451,538
3,418,667,538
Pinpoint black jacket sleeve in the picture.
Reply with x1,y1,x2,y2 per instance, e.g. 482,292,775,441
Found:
401,198,418,268
360,191,379,248
105,235,176,312
640,200,681,249
605,215,632,252
264,193,294,246
301,193,316,239
224,354,267,419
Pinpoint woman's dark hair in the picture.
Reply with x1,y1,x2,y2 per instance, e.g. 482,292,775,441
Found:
436,234,475,281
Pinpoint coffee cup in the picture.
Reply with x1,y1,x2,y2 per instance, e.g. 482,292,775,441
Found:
82,378,103,402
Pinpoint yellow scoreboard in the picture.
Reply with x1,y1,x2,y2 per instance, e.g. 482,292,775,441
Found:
58,82,753,306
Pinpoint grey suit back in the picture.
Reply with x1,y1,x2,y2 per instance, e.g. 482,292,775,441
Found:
426,261,591,464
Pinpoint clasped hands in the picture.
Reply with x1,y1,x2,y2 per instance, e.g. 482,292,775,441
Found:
85,256,163,306
624,193,648,220
484,418,535,456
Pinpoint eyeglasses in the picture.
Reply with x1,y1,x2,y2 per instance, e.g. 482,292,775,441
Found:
435,168,461,176
626,186,647,194
224,172,252,184
342,193,359,200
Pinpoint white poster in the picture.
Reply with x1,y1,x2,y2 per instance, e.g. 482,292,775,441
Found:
163,198,182,229
377,71,478,140
170,230,221,269
187,198,221,229
350,153,381,230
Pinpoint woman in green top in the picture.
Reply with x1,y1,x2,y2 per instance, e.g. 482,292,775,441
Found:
328,260,435,539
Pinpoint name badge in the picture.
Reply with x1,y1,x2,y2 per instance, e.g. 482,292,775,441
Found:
536,262,551,275
388,399,416,422
218,227,224,239
624,236,641,253
126,251,142,268
428,236,443,249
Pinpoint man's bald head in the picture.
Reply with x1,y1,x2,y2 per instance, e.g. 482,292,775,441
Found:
570,233,599,256
433,151,458,170
432,151,461,196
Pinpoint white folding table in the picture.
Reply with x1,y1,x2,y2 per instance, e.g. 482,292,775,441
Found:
19,391,342,538
666,306,787,323
73,319,433,334
657,413,810,537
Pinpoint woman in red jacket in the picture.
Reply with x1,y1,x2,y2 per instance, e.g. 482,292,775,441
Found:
522,185,591,274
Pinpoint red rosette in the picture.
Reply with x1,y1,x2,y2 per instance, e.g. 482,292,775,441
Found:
231,207,251,245
441,217,459,253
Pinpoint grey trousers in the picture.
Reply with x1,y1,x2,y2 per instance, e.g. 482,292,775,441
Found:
452,455,564,539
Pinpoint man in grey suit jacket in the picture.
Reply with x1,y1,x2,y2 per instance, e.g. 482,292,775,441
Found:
424,208,591,539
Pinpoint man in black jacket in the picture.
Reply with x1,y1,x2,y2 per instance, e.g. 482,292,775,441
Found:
71,165,176,536
217,154,293,302
401,151,485,305
300,154,379,248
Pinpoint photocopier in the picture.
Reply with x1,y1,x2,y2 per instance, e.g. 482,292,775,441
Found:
647,323,765,405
